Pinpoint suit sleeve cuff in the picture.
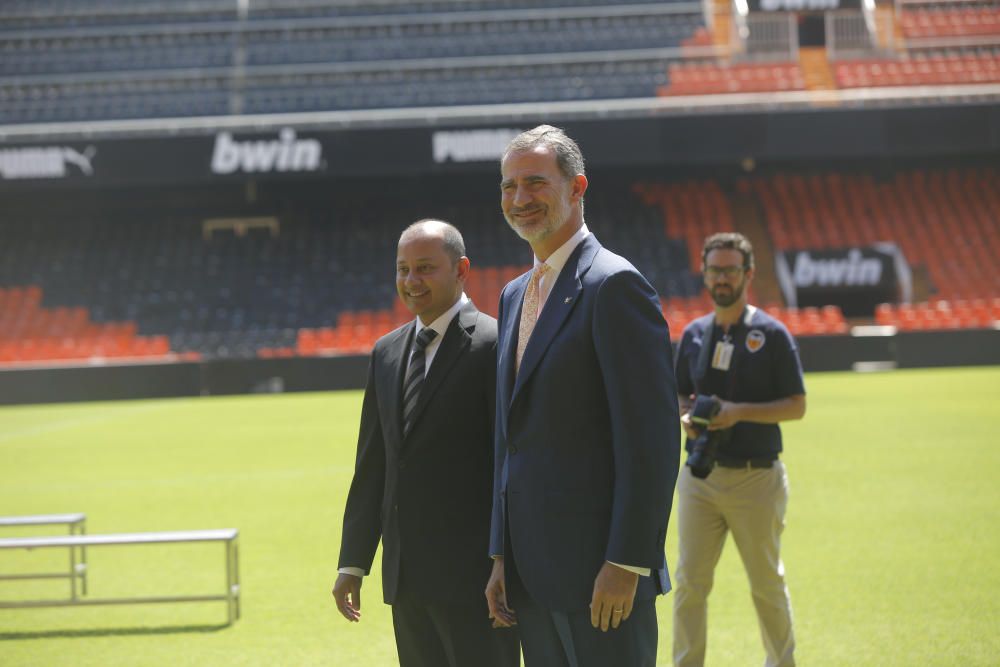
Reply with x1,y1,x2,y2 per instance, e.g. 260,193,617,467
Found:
608,561,651,577
338,567,366,578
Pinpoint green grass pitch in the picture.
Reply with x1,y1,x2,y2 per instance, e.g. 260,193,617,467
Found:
1,366,998,666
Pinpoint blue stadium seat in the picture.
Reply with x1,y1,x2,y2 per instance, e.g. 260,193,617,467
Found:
0,179,704,358
0,1,703,123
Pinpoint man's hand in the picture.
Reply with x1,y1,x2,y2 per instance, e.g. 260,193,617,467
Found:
679,394,698,439
590,562,639,632
332,573,363,622
708,398,743,430
680,412,699,440
485,557,517,628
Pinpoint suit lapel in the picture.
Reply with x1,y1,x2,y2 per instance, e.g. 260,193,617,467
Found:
512,235,600,402
385,322,415,451
499,273,529,414
403,302,477,442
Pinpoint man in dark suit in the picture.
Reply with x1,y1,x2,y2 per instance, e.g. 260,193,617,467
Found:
485,126,681,667
333,219,519,667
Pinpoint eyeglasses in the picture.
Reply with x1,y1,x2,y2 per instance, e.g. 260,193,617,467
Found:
704,265,745,280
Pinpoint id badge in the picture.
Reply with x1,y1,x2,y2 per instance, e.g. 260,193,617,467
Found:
712,341,734,371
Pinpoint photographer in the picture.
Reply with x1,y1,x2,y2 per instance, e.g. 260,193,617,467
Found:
672,233,806,667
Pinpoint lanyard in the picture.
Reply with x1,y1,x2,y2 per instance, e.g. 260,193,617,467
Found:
692,305,757,400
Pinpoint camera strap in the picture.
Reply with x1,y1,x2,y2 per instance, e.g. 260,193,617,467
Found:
692,305,757,401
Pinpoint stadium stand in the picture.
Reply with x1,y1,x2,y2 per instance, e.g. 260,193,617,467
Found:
6,0,1000,124
7,157,998,365
661,61,807,95
646,0,1000,96
744,166,1000,303
1,10,706,77
1,0,687,29
835,53,1000,88
0,1,710,123
632,180,736,272
875,299,1000,330
0,167,878,367
0,285,174,364
0,178,715,363
900,7,1000,39
0,2,996,370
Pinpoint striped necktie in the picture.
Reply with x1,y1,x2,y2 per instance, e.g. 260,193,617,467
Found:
516,263,550,372
402,327,438,437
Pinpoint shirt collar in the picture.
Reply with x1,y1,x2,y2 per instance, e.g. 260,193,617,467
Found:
414,292,469,339
533,223,590,274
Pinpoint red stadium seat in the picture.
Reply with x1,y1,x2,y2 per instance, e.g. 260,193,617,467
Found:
663,61,806,96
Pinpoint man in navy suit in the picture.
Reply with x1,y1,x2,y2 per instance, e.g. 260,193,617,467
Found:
485,125,681,667
334,219,519,667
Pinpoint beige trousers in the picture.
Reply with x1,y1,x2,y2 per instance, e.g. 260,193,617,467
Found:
672,462,795,667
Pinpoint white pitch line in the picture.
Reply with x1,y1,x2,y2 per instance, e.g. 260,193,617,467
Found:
0,404,169,445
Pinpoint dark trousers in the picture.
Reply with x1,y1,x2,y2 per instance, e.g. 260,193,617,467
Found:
508,555,657,667
392,593,520,667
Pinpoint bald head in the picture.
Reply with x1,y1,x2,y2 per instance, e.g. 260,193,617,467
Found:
399,219,466,265
396,218,470,325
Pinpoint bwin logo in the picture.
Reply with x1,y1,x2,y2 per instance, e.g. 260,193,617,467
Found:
792,249,882,287
211,128,323,175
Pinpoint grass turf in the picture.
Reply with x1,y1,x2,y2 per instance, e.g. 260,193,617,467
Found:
1,366,998,666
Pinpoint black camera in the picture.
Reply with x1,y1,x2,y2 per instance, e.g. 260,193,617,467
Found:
685,395,724,479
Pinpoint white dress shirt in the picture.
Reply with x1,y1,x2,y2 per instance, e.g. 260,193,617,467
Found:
410,292,469,378
533,223,590,317
339,294,470,579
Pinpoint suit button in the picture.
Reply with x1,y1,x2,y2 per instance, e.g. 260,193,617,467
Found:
399,462,406,470
508,445,517,454
394,504,399,511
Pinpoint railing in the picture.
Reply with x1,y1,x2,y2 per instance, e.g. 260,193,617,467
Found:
826,8,896,60
731,0,799,61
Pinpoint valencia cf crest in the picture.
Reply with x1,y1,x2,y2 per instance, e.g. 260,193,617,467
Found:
746,329,766,353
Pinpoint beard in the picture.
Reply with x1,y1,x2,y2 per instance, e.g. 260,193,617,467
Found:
504,194,571,245
710,280,746,307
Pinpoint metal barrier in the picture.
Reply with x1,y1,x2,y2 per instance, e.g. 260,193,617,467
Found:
0,529,241,625
732,0,799,61
826,8,895,60
0,514,88,596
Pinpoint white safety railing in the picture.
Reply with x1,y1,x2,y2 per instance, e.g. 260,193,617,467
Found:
826,4,896,60
732,0,800,61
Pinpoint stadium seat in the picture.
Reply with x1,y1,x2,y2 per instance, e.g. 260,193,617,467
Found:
0,1,706,123
835,54,1000,89
746,166,1000,307
662,61,806,96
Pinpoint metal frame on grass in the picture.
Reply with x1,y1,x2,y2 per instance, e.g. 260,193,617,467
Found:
0,528,241,625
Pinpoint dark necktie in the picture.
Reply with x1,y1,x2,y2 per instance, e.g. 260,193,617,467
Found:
402,327,438,437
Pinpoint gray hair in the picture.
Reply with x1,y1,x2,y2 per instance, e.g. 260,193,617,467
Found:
502,124,586,182
400,218,466,263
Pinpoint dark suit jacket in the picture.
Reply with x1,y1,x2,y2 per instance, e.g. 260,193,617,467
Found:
339,301,498,605
490,234,681,612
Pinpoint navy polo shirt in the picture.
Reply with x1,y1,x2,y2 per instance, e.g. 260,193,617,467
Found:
675,307,805,459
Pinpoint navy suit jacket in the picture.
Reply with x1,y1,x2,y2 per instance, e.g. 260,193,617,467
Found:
490,234,681,611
